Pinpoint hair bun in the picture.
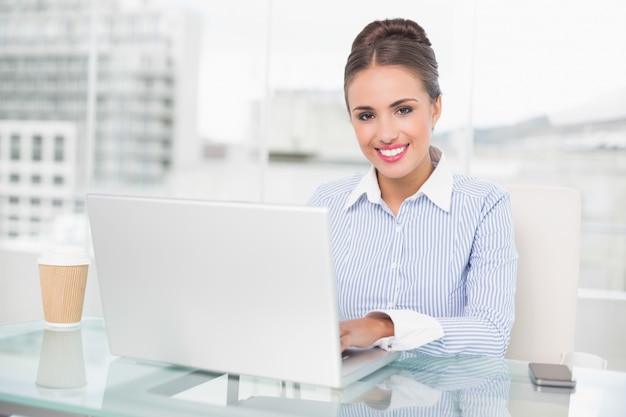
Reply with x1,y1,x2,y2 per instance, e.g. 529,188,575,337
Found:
352,18,432,50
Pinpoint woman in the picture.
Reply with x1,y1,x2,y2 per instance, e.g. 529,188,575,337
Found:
308,18,517,357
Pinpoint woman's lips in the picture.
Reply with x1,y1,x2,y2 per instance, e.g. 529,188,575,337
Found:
376,144,408,162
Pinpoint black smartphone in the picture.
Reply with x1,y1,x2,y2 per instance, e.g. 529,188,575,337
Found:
528,363,576,388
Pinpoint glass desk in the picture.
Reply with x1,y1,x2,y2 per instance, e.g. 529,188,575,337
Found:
1,317,625,417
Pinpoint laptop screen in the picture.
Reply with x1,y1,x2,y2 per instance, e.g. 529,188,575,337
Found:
88,194,347,387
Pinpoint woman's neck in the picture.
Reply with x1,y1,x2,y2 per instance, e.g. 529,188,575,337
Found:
377,158,434,216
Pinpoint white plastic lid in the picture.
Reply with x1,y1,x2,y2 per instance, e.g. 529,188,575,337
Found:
38,248,91,266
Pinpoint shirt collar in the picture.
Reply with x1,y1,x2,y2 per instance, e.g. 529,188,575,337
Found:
344,146,453,212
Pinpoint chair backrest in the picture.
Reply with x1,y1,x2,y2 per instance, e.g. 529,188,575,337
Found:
560,351,608,370
505,186,581,363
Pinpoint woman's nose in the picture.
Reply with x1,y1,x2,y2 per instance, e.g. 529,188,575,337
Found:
377,118,399,143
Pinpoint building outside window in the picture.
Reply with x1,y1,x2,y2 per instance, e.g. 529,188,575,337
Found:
0,120,78,240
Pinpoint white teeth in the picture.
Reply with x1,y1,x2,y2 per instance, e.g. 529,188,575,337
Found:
379,147,406,157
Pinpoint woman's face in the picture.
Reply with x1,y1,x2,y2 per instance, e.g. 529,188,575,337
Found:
346,65,441,185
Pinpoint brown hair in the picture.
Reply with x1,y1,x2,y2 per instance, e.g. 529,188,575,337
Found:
344,18,441,107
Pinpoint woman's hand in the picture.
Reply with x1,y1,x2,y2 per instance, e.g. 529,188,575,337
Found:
339,314,394,351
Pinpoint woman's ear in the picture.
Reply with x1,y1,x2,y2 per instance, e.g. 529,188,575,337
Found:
431,94,442,128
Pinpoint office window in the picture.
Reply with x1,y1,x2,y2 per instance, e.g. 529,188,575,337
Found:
0,0,623,370
52,198,63,208
65,20,75,38
52,175,64,185
10,134,20,160
9,173,20,183
54,135,64,162
8,196,19,205
30,197,41,206
32,135,43,161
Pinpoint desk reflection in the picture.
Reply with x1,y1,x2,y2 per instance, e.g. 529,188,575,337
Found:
36,327,87,397
339,352,510,416
102,352,510,417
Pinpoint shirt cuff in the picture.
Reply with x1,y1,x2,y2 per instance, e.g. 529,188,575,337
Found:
368,310,444,351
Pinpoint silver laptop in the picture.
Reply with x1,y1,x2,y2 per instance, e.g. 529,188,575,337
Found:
86,193,399,388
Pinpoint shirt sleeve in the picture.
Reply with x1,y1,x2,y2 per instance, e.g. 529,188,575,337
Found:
368,309,444,351
417,190,518,357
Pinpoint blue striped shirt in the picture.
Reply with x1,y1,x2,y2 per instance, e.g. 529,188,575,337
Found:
308,147,517,357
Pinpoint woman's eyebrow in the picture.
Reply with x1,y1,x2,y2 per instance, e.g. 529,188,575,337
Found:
351,105,373,113
351,98,419,113
389,98,419,107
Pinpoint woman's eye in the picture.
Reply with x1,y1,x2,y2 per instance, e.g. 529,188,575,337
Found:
397,106,413,115
358,112,374,121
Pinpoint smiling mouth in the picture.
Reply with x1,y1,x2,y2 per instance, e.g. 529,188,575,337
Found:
377,146,407,157
376,144,409,161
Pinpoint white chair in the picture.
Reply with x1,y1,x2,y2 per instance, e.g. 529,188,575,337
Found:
560,351,608,370
505,186,582,364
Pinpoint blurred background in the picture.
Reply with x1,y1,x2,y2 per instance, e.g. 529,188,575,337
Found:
0,0,624,369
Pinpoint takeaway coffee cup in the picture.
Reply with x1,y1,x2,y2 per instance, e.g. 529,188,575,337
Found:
38,248,90,328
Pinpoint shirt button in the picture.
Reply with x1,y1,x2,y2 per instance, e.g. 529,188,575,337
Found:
390,262,397,269
387,302,394,308
396,225,402,232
